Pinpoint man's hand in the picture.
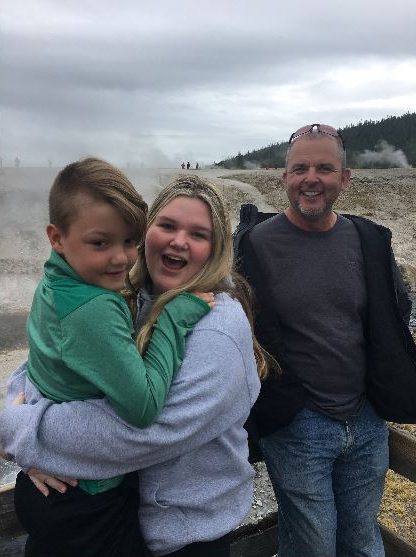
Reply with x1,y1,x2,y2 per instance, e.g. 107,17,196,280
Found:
27,468,78,497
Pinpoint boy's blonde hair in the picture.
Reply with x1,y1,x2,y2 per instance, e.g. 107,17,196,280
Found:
126,175,272,379
49,157,147,241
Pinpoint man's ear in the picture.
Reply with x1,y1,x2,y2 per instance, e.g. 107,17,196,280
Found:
46,224,65,254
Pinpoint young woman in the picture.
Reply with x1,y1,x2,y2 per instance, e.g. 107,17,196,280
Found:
1,175,270,557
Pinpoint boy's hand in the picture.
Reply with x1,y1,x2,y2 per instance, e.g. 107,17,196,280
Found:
192,292,215,308
28,468,78,497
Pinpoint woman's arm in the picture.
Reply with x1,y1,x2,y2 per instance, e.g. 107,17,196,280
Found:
0,299,259,479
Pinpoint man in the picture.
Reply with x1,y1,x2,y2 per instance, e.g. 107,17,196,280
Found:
235,124,415,557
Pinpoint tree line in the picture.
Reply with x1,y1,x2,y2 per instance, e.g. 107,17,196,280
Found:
216,112,416,169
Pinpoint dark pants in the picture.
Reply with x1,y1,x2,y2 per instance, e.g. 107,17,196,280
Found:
15,471,147,557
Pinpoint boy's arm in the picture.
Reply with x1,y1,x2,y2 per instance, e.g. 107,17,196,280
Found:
0,310,259,478
62,292,209,427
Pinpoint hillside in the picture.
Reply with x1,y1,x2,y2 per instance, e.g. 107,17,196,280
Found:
216,112,416,169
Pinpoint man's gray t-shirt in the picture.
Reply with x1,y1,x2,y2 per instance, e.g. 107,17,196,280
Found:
250,213,367,420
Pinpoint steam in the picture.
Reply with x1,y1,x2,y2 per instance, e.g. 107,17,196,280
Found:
244,161,261,169
136,147,180,169
357,140,410,168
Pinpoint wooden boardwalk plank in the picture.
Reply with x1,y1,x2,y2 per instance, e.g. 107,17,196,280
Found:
389,426,416,483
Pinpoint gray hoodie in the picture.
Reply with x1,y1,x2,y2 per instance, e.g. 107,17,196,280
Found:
1,293,260,555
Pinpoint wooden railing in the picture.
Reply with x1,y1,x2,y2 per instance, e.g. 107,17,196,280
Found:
1,426,416,557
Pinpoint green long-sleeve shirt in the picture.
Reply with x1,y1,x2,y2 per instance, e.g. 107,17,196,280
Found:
27,249,209,493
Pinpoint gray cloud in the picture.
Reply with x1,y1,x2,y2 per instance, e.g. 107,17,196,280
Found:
1,0,416,166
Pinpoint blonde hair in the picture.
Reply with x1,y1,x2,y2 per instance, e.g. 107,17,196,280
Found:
125,175,272,379
49,157,147,241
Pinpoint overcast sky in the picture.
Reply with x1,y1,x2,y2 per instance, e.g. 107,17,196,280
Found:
1,0,416,167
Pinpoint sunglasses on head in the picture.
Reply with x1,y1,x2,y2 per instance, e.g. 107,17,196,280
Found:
289,124,345,150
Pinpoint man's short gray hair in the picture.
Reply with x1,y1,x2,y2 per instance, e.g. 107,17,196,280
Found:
285,133,347,169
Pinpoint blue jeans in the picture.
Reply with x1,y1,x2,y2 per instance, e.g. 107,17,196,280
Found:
259,401,389,557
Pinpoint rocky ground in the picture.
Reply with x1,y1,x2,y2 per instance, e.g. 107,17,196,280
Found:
218,168,416,546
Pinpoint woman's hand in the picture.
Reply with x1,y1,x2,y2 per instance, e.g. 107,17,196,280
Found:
192,291,215,308
27,468,78,497
0,392,26,461
13,390,79,496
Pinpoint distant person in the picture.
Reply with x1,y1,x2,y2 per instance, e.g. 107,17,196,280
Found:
186,161,191,170
7,158,212,556
181,162,185,169
2,175,268,557
235,123,415,557
195,162,199,170
14,156,20,169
